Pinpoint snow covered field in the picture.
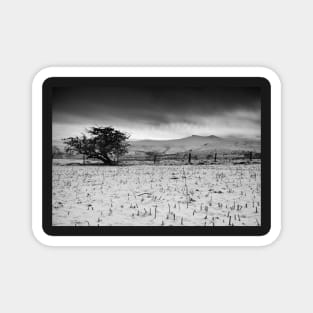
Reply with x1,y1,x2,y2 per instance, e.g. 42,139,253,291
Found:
52,164,261,226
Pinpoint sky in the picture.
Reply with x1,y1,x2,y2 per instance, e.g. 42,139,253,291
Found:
52,82,261,141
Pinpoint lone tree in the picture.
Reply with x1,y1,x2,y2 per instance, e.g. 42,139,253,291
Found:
63,126,130,165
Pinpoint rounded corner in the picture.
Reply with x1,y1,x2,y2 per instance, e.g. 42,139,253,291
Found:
32,67,58,91
42,77,56,90
256,66,282,90
258,223,281,247
32,225,53,247
32,216,56,246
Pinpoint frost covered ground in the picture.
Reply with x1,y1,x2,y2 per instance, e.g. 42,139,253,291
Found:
52,164,261,226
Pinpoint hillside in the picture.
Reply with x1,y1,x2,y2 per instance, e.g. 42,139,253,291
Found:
128,135,260,155
53,135,260,160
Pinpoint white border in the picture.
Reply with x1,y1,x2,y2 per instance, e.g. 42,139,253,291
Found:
32,67,281,246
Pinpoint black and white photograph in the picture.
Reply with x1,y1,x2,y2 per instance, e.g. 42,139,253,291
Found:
5,0,310,309
51,79,262,227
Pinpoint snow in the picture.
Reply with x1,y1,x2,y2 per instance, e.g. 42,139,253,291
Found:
52,164,261,226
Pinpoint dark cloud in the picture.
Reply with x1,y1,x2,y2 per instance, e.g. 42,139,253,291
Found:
52,82,261,140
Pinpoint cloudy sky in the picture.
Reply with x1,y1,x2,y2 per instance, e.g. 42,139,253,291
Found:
52,81,261,141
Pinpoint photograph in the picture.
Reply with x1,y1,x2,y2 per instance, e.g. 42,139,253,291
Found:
51,79,262,227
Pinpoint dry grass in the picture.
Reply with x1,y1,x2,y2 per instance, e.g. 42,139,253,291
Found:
52,163,261,226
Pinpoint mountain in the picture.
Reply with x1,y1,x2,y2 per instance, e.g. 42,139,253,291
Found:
53,135,260,158
128,135,260,155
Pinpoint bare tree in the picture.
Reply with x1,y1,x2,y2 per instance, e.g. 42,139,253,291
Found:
63,126,130,165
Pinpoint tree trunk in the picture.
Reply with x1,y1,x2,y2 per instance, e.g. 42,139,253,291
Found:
87,154,113,165
98,155,113,165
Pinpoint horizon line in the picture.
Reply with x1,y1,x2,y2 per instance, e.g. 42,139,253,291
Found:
53,134,261,143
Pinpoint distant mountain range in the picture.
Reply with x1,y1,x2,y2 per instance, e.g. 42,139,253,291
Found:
53,135,260,157
128,135,260,155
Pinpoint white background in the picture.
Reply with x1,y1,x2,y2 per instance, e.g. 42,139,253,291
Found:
0,0,311,312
